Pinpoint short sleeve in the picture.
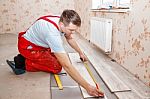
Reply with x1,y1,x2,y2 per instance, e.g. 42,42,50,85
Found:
45,35,66,53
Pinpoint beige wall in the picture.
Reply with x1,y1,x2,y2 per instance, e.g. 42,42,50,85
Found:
74,0,150,87
0,0,74,34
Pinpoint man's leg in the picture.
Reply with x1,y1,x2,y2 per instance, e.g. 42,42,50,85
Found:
24,50,62,74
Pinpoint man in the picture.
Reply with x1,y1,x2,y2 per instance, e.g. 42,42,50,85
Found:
7,9,104,97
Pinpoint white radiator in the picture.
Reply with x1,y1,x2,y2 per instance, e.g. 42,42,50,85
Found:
90,17,112,53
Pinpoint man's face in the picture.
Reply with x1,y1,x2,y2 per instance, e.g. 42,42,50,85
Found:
61,22,78,37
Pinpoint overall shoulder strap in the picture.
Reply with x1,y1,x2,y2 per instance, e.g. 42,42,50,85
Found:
38,15,60,30
25,15,60,32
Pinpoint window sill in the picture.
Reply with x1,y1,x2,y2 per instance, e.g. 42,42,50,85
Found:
91,8,131,13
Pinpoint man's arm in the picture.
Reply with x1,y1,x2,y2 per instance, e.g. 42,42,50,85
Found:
54,53,103,96
54,53,89,88
65,36,87,61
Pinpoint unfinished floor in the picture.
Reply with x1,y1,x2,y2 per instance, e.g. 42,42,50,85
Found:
0,33,149,99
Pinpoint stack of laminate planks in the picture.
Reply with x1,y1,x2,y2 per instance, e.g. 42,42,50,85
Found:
72,33,150,99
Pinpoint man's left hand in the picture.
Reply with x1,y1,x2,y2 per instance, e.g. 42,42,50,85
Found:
79,53,88,62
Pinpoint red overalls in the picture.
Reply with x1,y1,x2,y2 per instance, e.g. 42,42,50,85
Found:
18,16,62,74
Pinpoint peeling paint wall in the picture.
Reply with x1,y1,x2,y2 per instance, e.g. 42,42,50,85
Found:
0,0,74,34
74,0,150,86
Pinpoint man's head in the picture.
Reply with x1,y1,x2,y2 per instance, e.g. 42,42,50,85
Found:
59,10,81,37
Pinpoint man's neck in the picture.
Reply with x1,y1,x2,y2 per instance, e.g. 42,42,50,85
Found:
58,22,63,33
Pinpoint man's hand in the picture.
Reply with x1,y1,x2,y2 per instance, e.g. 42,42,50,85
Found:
86,85,104,97
79,53,88,62
54,53,104,97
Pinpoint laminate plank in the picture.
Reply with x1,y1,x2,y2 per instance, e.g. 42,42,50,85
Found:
50,69,78,87
68,53,96,98
68,53,110,99
73,33,150,98
115,91,142,99
108,61,150,99
51,87,82,99
84,52,131,92
83,60,117,99
73,34,131,92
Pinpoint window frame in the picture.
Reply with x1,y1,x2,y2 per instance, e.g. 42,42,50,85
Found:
91,0,131,13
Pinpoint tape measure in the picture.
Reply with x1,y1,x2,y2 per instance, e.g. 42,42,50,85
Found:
54,74,63,90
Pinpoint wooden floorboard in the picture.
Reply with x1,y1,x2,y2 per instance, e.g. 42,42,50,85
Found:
72,34,131,92
73,33,150,99
51,87,82,99
59,33,150,99
50,68,78,87
108,61,150,98
84,61,117,99
115,91,141,99
85,53,131,92
68,53,96,98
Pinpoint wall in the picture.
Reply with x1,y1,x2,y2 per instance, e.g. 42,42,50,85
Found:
0,0,74,34
74,0,150,86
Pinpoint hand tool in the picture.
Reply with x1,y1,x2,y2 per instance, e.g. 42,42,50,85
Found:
54,74,63,90
80,58,104,98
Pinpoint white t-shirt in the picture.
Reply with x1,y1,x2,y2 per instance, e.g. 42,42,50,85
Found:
23,17,65,53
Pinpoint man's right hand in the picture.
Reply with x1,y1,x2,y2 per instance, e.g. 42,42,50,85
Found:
54,53,104,97
86,85,104,97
